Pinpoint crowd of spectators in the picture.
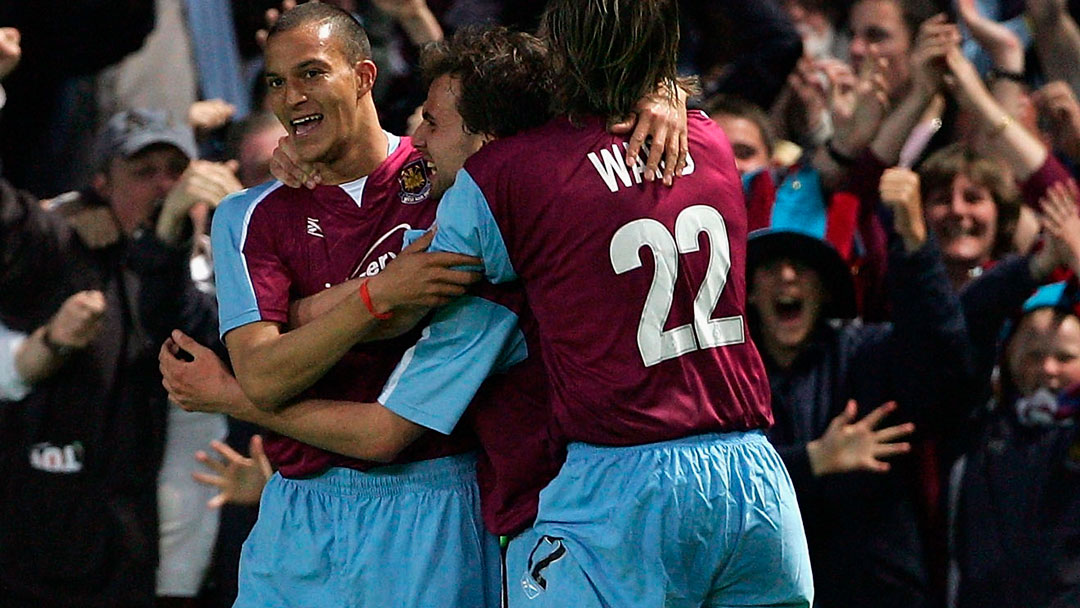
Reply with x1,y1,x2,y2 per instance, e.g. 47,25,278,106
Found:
1,0,1080,607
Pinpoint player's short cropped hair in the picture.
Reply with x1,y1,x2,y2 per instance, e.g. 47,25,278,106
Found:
419,26,553,139
701,95,776,156
539,0,691,122
918,143,1021,260
267,2,371,64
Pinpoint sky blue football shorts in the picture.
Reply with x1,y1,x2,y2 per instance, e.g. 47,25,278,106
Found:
506,431,813,608
234,452,500,608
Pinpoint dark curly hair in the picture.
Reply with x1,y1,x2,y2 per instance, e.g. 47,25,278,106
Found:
419,26,553,138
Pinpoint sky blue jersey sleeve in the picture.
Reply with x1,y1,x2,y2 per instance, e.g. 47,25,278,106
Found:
211,182,279,338
0,323,30,401
378,295,527,435
431,169,518,284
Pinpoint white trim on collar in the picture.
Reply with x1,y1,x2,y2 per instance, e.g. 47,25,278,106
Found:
337,131,401,208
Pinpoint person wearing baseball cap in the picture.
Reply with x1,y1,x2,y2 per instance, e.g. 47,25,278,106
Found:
92,108,197,169
0,107,234,607
85,107,244,248
91,108,248,604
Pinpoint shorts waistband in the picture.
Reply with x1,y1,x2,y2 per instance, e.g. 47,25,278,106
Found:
279,452,478,498
566,429,767,460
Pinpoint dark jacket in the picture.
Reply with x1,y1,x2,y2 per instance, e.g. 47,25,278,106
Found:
952,412,1080,608
761,233,969,608
950,255,1080,608
0,179,217,607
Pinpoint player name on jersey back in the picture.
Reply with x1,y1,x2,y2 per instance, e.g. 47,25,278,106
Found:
459,112,773,447
586,141,695,193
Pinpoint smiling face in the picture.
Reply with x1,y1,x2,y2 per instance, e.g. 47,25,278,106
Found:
1007,309,1080,396
263,22,373,169
924,173,999,269
411,74,488,200
749,256,828,364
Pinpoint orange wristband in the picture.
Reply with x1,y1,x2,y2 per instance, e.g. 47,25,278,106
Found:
359,279,394,320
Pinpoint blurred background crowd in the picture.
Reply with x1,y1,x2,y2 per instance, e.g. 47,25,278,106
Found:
2,0,1080,607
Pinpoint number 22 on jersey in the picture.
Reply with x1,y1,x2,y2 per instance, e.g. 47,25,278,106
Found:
610,205,745,367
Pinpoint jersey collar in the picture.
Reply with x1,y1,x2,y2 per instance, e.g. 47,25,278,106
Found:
337,131,402,208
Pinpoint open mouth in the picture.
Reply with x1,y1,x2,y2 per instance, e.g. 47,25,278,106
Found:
774,296,804,322
424,158,437,176
291,114,324,137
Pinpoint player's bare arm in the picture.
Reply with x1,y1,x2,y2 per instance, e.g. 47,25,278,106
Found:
162,330,424,462
288,230,481,336
222,287,384,409
220,221,478,409
269,133,319,189
192,435,272,508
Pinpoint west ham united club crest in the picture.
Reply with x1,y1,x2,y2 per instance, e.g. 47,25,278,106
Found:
398,159,432,204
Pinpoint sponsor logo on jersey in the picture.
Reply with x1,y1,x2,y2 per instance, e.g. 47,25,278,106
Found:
398,159,432,204
306,217,324,238
29,441,84,474
349,223,412,278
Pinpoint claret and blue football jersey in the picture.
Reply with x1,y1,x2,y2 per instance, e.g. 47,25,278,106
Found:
420,111,773,446
211,133,474,478
378,112,780,542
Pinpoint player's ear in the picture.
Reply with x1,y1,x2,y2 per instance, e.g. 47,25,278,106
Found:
354,59,377,98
